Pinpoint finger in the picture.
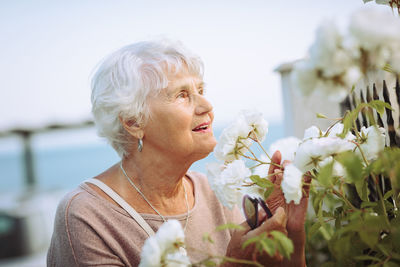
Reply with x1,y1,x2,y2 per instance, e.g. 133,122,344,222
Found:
248,207,287,237
302,172,312,198
273,169,283,186
236,218,254,235
268,151,282,182
282,160,291,169
257,207,268,224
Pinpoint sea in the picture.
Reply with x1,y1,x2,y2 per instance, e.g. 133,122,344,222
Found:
0,123,284,193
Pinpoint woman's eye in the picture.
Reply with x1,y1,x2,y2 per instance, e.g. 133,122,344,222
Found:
178,91,189,98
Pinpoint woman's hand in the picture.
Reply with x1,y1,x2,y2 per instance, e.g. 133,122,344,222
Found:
224,207,287,267
266,151,310,233
265,150,310,267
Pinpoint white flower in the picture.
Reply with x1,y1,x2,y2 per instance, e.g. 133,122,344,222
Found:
356,126,386,161
207,160,251,209
240,109,269,142
310,20,351,76
252,154,269,178
214,117,252,162
268,137,301,163
165,251,191,267
291,60,318,97
282,164,303,204
139,220,190,267
303,126,321,140
318,156,347,178
375,0,394,6
350,8,400,52
325,123,356,141
294,137,356,173
213,110,268,162
389,43,400,73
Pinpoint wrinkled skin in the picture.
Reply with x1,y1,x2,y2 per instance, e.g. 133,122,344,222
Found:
266,151,311,234
224,207,288,266
224,151,309,267
266,150,310,267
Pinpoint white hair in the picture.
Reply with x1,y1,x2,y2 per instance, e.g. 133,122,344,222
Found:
91,39,204,157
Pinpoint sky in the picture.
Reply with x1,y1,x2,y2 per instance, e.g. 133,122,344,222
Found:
0,0,381,133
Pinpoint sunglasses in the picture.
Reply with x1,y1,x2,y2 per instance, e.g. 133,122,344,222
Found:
242,195,273,230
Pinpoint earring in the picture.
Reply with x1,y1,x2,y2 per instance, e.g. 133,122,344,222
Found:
138,138,143,152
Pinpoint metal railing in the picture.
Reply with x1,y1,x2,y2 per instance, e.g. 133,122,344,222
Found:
340,78,399,204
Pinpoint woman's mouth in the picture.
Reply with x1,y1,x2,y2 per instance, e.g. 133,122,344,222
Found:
192,122,211,132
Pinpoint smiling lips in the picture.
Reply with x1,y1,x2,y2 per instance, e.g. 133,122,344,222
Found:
192,122,211,132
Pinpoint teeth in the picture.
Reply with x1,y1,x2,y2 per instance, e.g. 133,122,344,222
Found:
194,125,208,131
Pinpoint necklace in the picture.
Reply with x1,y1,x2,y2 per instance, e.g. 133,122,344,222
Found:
119,161,190,232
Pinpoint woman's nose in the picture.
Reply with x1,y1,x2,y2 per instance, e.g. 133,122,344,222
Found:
195,94,213,115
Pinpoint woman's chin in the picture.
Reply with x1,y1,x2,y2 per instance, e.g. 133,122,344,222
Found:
193,140,217,160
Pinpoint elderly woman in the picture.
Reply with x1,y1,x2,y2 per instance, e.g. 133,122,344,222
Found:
47,40,308,266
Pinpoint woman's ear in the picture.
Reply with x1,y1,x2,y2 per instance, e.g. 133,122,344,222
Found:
119,115,144,140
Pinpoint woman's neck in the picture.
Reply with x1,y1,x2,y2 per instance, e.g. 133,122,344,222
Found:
117,150,194,214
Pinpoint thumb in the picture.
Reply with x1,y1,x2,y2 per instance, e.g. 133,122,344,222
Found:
248,207,287,237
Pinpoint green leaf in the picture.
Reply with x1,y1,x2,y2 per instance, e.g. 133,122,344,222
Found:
355,179,368,202
368,100,394,116
270,231,294,259
242,235,261,249
336,151,364,183
383,190,394,200
312,193,322,215
359,215,385,248
317,113,328,119
350,84,356,94
382,63,394,73
263,186,274,200
353,255,381,262
317,161,334,186
308,221,322,239
383,262,399,267
215,223,244,232
377,243,391,257
360,202,377,209
202,233,214,244
319,223,333,240
202,259,218,267
249,175,274,188
259,238,276,256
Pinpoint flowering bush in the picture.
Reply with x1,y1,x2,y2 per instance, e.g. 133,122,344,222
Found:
206,104,400,265
291,8,400,102
363,0,400,13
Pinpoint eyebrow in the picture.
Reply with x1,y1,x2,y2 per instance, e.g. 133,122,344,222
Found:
178,81,205,90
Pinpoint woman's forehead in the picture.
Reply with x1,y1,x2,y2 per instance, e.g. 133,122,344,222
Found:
167,73,203,89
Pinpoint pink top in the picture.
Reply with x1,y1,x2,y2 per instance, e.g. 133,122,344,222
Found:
47,171,243,267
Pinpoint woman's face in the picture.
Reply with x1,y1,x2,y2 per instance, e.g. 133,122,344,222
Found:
142,68,216,162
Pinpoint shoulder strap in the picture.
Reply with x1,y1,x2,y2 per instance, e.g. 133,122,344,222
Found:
84,178,155,237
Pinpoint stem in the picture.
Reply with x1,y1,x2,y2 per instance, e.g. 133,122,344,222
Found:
238,139,259,162
350,140,370,166
324,119,342,137
372,173,391,228
250,130,272,161
249,163,264,169
238,153,260,162
219,256,264,267
237,152,282,169
332,188,357,211
352,120,362,140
